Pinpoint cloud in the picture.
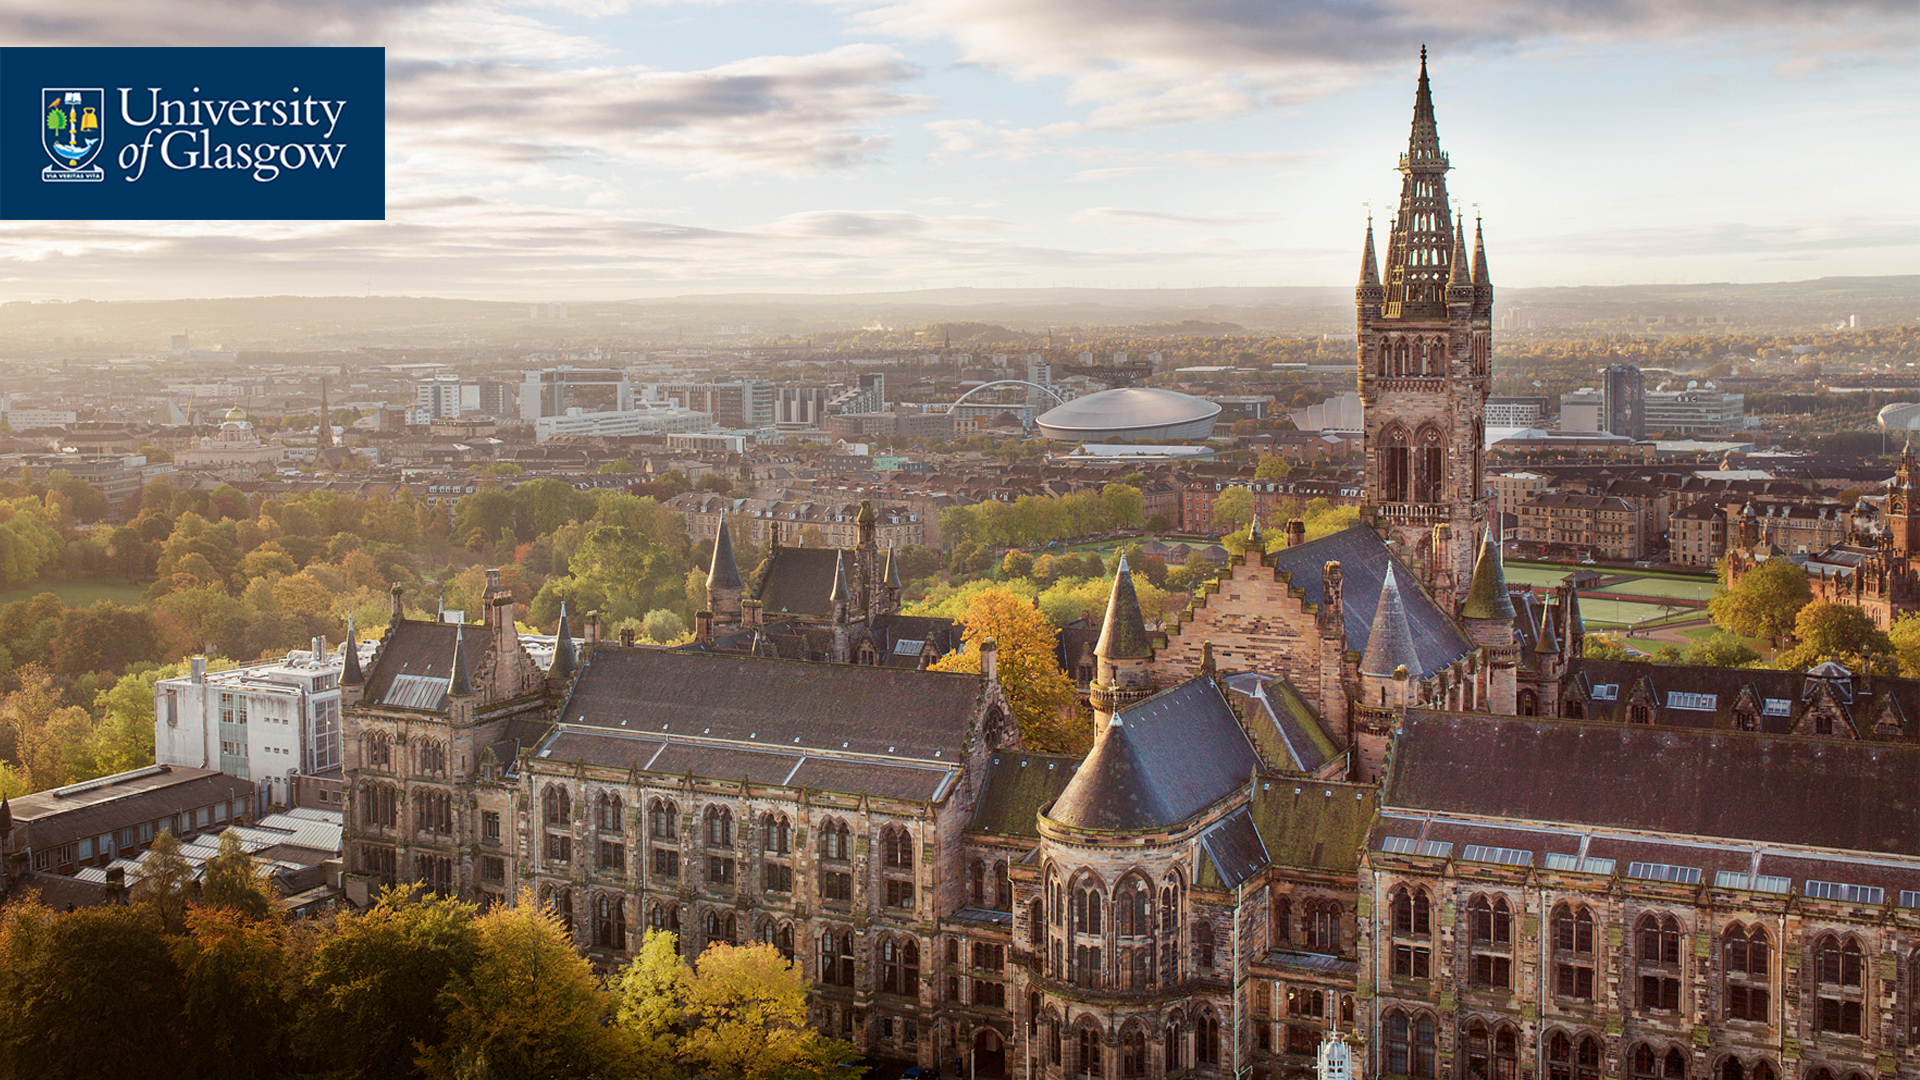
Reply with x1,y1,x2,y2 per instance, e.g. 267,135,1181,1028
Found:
1068,167,1165,182
849,0,1920,126
1071,207,1278,228
765,210,1011,236
1538,218,1920,257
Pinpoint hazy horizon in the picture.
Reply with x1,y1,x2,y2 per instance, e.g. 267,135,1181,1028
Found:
0,0,1914,302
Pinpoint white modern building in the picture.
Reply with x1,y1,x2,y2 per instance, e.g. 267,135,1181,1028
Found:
154,641,361,810
533,403,713,442
415,377,465,421
1643,388,1745,434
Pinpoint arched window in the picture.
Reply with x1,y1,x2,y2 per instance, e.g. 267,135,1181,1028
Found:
880,825,912,870
596,791,624,833
1814,934,1864,1034
1115,874,1151,937
1468,894,1512,988
545,886,573,935
1552,904,1596,1000
1030,899,1047,949
704,805,732,848
594,894,626,950
761,813,791,854
1195,1010,1221,1067
647,901,680,935
366,731,391,768
759,919,795,961
1305,899,1342,952
994,860,1012,912
1723,921,1770,1026
649,798,676,839
1629,1044,1688,1080
1380,423,1412,503
1075,883,1104,935
1382,1009,1433,1077
1194,919,1214,969
543,784,570,825
879,936,919,996
1637,912,1683,1010
1273,895,1291,944
1412,423,1446,503
821,929,856,987
819,817,851,861
971,858,988,905
1546,1032,1601,1080
1120,1025,1146,1079
1391,886,1432,978
1077,1025,1103,1078
1162,1019,1182,1073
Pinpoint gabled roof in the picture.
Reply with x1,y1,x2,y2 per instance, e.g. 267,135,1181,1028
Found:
1263,525,1470,679
1248,778,1376,874
969,752,1082,838
1046,676,1259,832
756,547,846,616
364,620,490,710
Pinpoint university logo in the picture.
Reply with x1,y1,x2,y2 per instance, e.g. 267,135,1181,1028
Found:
41,87,105,182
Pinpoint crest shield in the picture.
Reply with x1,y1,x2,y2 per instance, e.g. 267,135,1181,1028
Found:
41,87,104,181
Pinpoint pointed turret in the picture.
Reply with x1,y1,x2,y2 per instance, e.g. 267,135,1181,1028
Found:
708,521,742,592
1359,217,1380,289
1359,568,1420,678
448,626,473,697
1460,527,1516,620
1472,217,1490,288
549,601,576,679
1535,599,1561,655
885,547,902,589
829,549,851,625
1097,555,1153,661
1448,221,1471,288
856,499,877,550
341,617,364,685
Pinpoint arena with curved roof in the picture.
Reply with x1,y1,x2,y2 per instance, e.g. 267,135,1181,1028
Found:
1035,387,1222,441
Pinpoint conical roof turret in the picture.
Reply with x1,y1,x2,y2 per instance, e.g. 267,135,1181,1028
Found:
1536,599,1561,655
1448,221,1471,287
1461,527,1516,620
829,549,850,604
708,521,742,591
1096,555,1153,660
1359,217,1380,288
1359,567,1420,678
449,626,473,696
885,547,902,588
1,794,11,836
1472,217,1490,288
549,601,577,678
341,617,363,685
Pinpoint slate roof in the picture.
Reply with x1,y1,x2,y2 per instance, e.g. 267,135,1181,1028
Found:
1263,525,1470,679
1359,568,1420,678
708,524,743,590
558,647,983,761
1199,807,1269,889
1388,711,1920,857
756,547,847,616
364,620,489,709
1571,658,1920,738
1460,530,1516,620
7,766,245,855
969,752,1083,837
1097,557,1153,660
1046,676,1260,832
1224,672,1337,774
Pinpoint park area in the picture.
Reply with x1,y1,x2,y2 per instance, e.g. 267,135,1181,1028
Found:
1505,561,1718,630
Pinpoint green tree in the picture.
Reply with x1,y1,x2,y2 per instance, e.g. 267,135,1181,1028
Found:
1685,633,1763,668
299,886,481,1080
452,489,516,549
134,829,198,932
1253,453,1292,480
1211,486,1254,533
1583,632,1634,661
1001,550,1035,580
420,891,624,1080
1099,483,1144,531
641,608,688,644
1774,601,1893,671
1707,560,1811,645
0,899,187,1080
200,828,279,920
173,906,294,1080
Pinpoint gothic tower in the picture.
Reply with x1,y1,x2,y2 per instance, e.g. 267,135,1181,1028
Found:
1358,49,1494,608
1887,443,1919,555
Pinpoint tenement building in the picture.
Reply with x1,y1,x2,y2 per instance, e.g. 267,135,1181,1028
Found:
340,53,1920,1080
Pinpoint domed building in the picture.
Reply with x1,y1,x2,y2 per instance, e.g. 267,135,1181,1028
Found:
1036,388,1221,442
174,404,286,475
1878,401,1920,430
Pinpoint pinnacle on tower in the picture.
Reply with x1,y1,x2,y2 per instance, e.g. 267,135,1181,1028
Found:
1406,46,1443,165
1460,527,1517,620
0,794,10,836
1359,567,1420,678
1381,49,1457,319
341,617,363,685
1536,599,1561,655
1472,217,1490,288
449,626,473,697
1096,555,1153,660
708,521,742,591
550,600,577,678
885,547,902,589
829,549,850,605
1358,217,1380,288
1448,221,1471,287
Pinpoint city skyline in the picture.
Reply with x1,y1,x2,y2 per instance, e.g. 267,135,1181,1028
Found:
0,0,1913,301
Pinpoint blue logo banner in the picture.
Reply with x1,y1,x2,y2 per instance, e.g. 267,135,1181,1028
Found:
1,47,385,220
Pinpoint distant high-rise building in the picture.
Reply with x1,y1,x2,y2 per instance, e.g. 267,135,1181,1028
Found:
1602,363,1645,439
415,377,464,421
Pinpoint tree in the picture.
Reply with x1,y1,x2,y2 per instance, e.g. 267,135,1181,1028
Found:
200,828,279,921
1211,486,1254,533
1686,633,1762,668
0,899,187,1080
1099,483,1144,531
1773,601,1892,671
452,489,516,548
172,906,294,1080
930,589,1084,753
641,608,687,644
1582,633,1634,661
1001,550,1034,580
1707,560,1811,645
613,936,852,1080
1253,453,1292,479
420,891,624,1080
134,830,197,932
299,886,480,1080
1892,612,1920,678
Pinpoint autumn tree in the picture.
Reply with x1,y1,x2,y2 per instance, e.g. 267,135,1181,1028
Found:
1707,560,1811,645
420,891,625,1080
930,588,1084,753
1773,601,1892,671
200,828,279,921
172,906,295,1080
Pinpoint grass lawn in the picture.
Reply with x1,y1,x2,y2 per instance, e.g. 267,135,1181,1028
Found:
1593,577,1718,602
0,579,148,608
1578,598,1675,627
1680,624,1772,653
1503,564,1579,587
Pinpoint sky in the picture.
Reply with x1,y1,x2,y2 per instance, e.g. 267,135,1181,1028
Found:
0,0,1915,301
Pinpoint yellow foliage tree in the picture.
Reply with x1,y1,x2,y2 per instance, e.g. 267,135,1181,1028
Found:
931,588,1085,753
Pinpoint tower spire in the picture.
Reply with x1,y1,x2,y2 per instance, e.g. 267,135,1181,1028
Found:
1461,527,1516,620
1407,46,1442,164
708,519,742,592
1096,555,1152,661
448,626,473,697
1382,48,1454,319
549,600,576,678
1359,567,1419,678
1472,216,1490,288
1448,221,1471,288
1358,216,1380,288
341,617,363,685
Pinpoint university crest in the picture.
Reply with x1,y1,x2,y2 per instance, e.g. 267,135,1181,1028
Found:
42,87,104,181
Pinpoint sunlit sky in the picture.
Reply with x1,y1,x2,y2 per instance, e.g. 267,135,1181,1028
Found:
0,0,1915,301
